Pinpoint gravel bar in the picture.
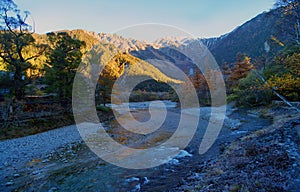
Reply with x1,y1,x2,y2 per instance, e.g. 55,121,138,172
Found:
0,124,82,171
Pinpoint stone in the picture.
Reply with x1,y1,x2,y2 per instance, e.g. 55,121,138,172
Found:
13,173,20,178
32,171,40,175
5,181,14,186
48,187,58,192
42,159,49,163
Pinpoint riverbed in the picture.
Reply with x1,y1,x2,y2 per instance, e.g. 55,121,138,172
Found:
0,101,272,191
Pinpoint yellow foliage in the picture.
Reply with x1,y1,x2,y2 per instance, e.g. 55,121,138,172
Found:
271,36,285,47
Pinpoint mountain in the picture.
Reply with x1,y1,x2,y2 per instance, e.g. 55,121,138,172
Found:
33,29,99,51
89,32,153,52
78,42,183,88
25,30,184,91
115,52,183,89
201,6,298,65
147,5,298,67
83,33,199,79
126,5,297,68
71,32,183,84
89,5,297,72
154,36,195,47
31,4,297,79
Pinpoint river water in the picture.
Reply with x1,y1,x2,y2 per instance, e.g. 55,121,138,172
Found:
13,101,272,191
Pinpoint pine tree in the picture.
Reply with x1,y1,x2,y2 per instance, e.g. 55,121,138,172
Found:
45,32,85,107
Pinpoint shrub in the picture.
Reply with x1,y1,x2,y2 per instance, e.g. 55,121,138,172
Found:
230,72,273,107
96,105,110,113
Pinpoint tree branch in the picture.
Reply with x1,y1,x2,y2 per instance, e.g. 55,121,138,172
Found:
252,69,300,113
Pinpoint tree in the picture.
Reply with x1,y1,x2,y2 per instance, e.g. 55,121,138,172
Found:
96,53,134,106
188,66,223,106
231,45,300,111
45,32,85,107
222,62,232,78
180,77,198,108
229,72,273,107
193,70,204,87
228,54,254,90
0,0,45,100
267,46,300,101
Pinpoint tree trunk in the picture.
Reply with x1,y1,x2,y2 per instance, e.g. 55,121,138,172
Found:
253,70,300,113
14,65,24,100
296,19,300,45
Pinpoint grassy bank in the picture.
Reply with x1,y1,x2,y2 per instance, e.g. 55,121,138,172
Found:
0,107,113,140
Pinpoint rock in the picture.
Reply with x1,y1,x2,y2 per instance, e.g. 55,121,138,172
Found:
176,150,193,158
142,177,150,185
13,173,20,178
86,184,93,189
5,181,14,186
125,177,140,182
295,125,300,140
32,171,40,175
48,187,58,192
42,159,49,163
247,113,260,118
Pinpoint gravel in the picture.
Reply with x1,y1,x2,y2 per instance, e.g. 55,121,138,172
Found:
0,124,82,171
0,104,233,169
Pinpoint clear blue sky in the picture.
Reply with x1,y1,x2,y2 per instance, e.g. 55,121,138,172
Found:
15,0,275,41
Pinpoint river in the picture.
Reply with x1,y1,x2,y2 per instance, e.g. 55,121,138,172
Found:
1,101,272,191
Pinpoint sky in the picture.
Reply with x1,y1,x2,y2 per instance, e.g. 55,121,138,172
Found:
14,0,275,41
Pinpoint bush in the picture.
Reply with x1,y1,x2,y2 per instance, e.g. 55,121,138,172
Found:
129,91,171,102
96,105,111,113
230,72,273,107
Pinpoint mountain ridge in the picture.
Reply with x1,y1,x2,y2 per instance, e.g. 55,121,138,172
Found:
30,4,297,76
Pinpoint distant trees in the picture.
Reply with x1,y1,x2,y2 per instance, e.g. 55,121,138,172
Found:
45,32,85,107
180,78,197,107
185,65,224,106
275,0,299,7
0,0,45,100
275,0,300,45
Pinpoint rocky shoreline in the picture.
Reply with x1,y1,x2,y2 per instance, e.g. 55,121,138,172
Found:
176,105,300,191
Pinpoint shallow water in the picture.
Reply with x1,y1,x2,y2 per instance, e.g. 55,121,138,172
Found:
4,102,272,192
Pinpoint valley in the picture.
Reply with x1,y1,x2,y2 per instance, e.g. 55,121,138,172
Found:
0,0,300,191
